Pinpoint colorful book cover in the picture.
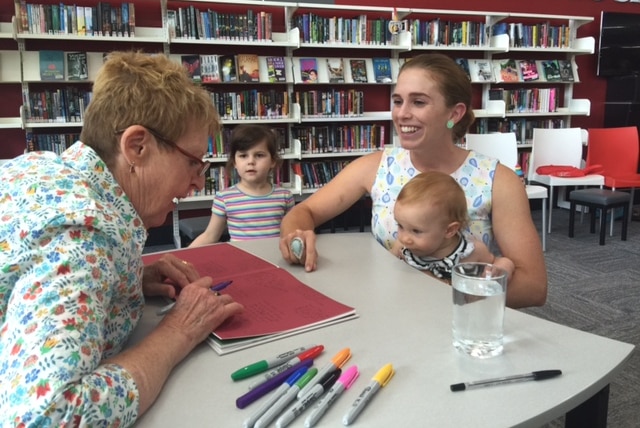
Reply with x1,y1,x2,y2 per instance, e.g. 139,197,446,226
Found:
469,59,493,82
558,60,575,82
326,57,344,83
266,56,287,83
495,58,520,83
519,59,539,81
220,55,238,82
39,50,65,81
454,58,471,81
300,58,318,83
66,51,88,80
201,54,221,83
349,59,368,83
540,59,561,82
372,57,392,83
237,54,260,82
181,54,201,82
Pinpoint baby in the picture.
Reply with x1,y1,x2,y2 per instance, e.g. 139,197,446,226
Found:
391,171,515,283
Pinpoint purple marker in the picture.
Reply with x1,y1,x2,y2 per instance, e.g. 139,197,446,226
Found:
236,358,314,409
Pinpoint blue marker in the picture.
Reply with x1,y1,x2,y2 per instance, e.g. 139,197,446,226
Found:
243,366,309,428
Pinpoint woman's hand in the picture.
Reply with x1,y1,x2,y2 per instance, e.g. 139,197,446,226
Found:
142,254,201,298
160,276,244,344
279,229,318,272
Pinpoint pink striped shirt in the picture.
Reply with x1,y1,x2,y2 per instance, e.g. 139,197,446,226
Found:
211,185,294,241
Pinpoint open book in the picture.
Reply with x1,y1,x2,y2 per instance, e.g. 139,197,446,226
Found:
142,243,357,355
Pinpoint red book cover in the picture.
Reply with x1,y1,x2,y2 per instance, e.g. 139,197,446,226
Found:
142,243,357,354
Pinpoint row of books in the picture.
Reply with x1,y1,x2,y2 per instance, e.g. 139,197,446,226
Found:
502,22,572,49
410,19,488,47
455,58,574,83
15,1,135,37
291,124,386,154
291,89,365,119
182,53,273,84
39,50,88,81
25,132,79,153
490,87,561,114
472,117,567,144
24,87,92,123
297,57,392,84
292,160,352,189
168,7,271,41
292,13,396,45
210,90,289,121
180,54,394,85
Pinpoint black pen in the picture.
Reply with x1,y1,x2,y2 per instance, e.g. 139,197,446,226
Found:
450,370,562,392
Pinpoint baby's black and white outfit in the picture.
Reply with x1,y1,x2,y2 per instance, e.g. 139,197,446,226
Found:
401,232,475,281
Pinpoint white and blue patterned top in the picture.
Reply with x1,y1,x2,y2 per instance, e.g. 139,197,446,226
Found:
370,147,498,251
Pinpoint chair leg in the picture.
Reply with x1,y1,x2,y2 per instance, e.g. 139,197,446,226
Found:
568,201,576,238
541,198,547,251
548,186,554,234
610,187,617,237
622,203,629,241
599,208,607,245
590,206,597,233
629,188,636,227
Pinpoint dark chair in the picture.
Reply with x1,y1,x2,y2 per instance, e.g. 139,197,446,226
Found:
568,188,631,245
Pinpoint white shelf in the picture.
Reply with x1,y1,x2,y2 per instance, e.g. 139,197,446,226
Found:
0,117,22,129
299,111,391,123
0,51,21,83
16,26,167,43
24,121,83,129
0,22,14,39
474,100,506,119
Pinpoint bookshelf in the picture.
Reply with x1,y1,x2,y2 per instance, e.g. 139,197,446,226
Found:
6,1,595,245
12,1,166,153
0,21,21,132
286,2,404,195
470,13,595,150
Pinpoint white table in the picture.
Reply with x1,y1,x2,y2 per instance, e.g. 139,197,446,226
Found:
131,233,634,427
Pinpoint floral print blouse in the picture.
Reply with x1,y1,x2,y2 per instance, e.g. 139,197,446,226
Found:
0,142,147,427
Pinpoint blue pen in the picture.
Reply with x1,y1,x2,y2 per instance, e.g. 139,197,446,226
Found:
243,366,309,428
236,359,314,409
254,367,318,428
156,279,233,316
211,279,234,292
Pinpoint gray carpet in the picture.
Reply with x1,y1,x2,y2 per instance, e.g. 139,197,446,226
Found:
522,207,640,428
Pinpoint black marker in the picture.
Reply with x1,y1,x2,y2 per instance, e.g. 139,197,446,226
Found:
450,370,562,392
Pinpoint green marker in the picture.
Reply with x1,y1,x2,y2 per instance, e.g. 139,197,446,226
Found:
231,344,316,381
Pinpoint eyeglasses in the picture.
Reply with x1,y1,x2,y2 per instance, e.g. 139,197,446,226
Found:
115,126,210,177
144,126,210,176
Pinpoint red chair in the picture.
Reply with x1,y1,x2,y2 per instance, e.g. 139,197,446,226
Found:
586,126,640,235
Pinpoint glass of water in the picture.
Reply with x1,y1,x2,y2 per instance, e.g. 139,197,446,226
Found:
452,262,508,358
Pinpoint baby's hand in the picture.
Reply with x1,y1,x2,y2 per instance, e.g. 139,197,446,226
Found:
494,256,515,282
